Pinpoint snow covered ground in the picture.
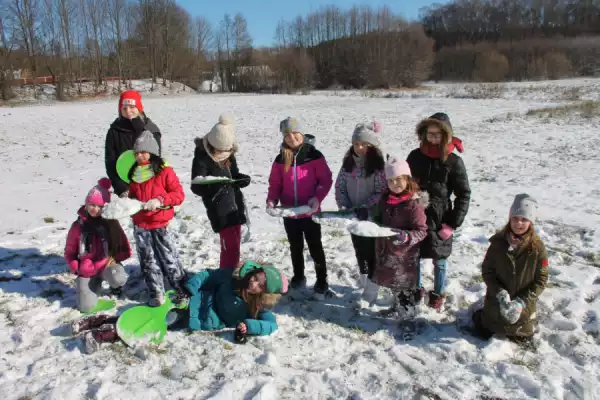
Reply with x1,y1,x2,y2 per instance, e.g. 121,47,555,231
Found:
1,82,600,399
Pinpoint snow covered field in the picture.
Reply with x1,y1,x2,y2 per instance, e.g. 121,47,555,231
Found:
1,83,600,399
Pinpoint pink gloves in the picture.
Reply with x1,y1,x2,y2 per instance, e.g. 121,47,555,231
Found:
438,224,454,240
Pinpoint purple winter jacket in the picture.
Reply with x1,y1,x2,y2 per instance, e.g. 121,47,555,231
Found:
267,144,333,218
372,191,428,291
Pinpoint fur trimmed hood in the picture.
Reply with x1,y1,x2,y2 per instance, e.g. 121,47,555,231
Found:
413,190,430,209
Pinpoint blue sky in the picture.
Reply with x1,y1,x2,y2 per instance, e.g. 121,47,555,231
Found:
179,0,445,47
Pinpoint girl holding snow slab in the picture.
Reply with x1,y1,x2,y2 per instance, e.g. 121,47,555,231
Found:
406,112,471,311
334,121,387,290
65,178,132,313
267,117,333,298
364,158,427,311
105,90,162,198
190,115,251,269
471,194,548,343
127,131,187,307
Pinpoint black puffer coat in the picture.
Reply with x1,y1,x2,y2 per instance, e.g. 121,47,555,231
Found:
190,138,251,233
406,117,471,260
104,116,162,196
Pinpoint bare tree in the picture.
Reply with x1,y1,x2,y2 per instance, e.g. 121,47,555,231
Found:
107,0,127,88
7,0,41,75
0,13,17,100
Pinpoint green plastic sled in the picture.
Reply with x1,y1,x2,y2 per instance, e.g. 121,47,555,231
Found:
116,290,187,346
82,298,116,315
116,150,136,184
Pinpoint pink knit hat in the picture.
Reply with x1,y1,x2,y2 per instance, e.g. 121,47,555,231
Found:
85,178,112,206
385,157,412,179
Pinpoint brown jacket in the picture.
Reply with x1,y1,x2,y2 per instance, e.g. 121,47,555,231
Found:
481,232,549,337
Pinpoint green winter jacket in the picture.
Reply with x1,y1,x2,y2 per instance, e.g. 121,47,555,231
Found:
481,232,549,337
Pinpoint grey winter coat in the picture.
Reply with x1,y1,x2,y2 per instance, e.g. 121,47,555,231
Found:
371,191,428,291
334,156,387,209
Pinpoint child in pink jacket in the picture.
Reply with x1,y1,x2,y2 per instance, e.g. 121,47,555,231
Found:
64,178,132,312
266,117,333,298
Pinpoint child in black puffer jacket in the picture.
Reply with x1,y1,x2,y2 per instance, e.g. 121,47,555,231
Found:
190,115,251,269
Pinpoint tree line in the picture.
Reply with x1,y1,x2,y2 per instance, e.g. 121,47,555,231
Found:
1,0,599,100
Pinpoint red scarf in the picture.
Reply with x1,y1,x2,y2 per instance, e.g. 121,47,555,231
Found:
420,137,464,159
386,192,412,205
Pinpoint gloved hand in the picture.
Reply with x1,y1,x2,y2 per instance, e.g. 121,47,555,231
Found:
266,200,275,209
392,229,409,245
131,116,145,133
502,298,524,324
78,259,96,278
307,197,320,213
68,260,79,274
438,224,454,240
119,190,129,199
143,198,162,211
496,289,511,307
354,207,369,221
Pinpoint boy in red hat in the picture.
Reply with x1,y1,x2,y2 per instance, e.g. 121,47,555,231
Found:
104,90,162,198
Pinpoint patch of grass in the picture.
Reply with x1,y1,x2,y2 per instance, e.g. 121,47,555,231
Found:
160,365,172,378
147,344,168,355
278,237,288,244
182,215,193,221
223,343,234,350
510,355,539,371
0,307,17,326
328,230,346,238
43,217,55,223
470,274,484,285
458,299,470,309
526,100,600,119
347,325,366,334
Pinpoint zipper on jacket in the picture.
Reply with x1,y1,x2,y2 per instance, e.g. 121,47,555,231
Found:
293,152,298,206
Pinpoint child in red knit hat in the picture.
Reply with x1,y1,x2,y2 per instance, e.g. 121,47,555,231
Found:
64,178,132,313
104,90,163,198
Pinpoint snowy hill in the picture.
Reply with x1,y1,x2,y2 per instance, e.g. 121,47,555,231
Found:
0,84,599,399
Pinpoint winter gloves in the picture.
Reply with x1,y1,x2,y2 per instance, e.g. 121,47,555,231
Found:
496,289,524,324
143,198,162,211
307,197,320,213
438,224,454,240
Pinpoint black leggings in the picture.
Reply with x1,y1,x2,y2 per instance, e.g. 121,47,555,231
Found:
283,217,327,282
350,234,376,278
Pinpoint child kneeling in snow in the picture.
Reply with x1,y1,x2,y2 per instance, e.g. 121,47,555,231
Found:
471,194,548,343
184,261,288,336
65,178,132,313
128,131,188,307
69,261,287,353
361,158,427,312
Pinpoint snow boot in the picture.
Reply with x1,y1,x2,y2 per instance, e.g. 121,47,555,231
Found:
413,287,425,305
354,279,378,309
290,276,307,290
428,291,445,311
148,292,165,308
70,314,117,336
313,279,330,300
358,274,368,289
83,324,118,354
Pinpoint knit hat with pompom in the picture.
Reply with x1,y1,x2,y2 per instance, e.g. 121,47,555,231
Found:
85,178,112,206
206,114,236,151
352,120,382,147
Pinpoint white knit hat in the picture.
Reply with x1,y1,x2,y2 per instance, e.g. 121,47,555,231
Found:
509,194,538,222
206,114,236,150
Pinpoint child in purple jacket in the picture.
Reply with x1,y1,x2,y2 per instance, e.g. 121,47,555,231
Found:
266,117,333,298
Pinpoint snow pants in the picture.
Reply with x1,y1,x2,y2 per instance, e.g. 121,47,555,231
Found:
76,263,128,312
283,217,327,282
219,224,241,269
133,225,186,298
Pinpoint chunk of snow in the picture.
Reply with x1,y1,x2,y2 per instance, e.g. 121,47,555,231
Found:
102,198,143,219
266,205,312,218
347,220,396,237
191,175,231,184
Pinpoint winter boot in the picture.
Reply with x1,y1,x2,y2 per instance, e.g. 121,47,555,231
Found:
110,286,125,299
289,276,307,290
83,324,118,354
355,279,378,309
234,326,248,344
313,279,330,300
358,274,368,289
70,314,117,336
413,287,425,305
428,291,445,311
170,290,190,308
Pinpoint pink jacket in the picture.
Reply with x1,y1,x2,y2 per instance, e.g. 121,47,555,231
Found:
267,144,333,218
64,207,132,278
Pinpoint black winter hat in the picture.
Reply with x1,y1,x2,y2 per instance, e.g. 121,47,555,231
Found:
429,112,452,131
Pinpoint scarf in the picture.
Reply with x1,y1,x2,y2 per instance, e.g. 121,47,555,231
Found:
132,163,155,183
420,137,465,159
203,136,232,163
506,231,524,253
386,192,413,205
78,216,109,258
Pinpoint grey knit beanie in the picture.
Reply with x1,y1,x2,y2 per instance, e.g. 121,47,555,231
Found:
280,117,303,136
133,130,160,156
352,121,382,147
206,114,236,150
509,194,538,222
